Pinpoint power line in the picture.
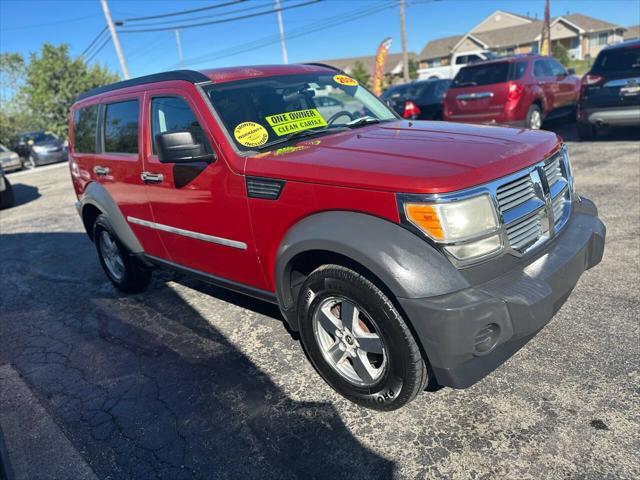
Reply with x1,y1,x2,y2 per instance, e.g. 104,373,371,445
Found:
121,0,247,23
85,36,111,64
173,1,395,68
119,0,321,33
80,26,109,58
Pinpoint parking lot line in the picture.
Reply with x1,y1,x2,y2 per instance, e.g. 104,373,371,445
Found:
7,162,69,178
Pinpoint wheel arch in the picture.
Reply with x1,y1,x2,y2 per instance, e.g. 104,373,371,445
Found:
274,211,469,330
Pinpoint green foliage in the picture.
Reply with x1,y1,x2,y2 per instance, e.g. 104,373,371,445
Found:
0,44,118,145
408,59,419,80
552,43,571,66
350,61,371,87
566,59,591,76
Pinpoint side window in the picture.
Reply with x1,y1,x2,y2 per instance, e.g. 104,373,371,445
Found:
151,96,210,154
73,104,99,153
547,59,566,77
455,55,467,65
533,60,551,77
466,54,481,64
510,61,528,80
103,100,139,154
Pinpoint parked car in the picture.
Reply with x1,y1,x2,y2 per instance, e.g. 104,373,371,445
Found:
381,79,451,119
10,130,68,168
0,165,15,209
444,54,580,129
70,65,605,410
0,143,22,172
577,39,640,140
417,50,496,80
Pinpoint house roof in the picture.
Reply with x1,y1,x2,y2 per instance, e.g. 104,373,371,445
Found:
419,35,464,60
317,52,418,75
623,24,640,39
562,13,621,33
474,21,543,48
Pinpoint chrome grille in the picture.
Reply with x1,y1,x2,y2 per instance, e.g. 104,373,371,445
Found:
506,213,543,251
496,174,535,212
544,153,563,188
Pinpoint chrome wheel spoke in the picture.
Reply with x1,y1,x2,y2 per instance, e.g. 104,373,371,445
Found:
318,304,342,333
326,341,346,365
340,300,358,331
351,351,375,384
355,332,383,354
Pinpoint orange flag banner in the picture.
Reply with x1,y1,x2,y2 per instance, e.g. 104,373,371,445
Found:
373,37,393,96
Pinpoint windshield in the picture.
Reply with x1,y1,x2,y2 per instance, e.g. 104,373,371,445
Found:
593,47,640,73
204,72,397,152
0,144,8,152
29,132,58,144
451,62,510,88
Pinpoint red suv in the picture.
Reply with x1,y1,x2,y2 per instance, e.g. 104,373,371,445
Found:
444,55,580,129
69,65,605,410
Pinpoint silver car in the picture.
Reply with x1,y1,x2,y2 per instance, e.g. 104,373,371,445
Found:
0,143,22,172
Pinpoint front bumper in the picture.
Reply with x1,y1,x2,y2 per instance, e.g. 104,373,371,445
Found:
32,150,68,165
398,197,606,388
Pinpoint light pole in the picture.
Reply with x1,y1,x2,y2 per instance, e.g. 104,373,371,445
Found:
100,0,129,79
399,0,409,83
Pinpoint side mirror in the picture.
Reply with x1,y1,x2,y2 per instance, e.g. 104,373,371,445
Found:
567,68,576,75
155,131,215,164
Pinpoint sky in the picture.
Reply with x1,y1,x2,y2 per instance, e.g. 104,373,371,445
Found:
1,0,639,80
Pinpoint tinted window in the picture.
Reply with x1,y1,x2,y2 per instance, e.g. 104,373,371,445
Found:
151,97,210,154
73,105,98,153
534,60,551,77
104,100,139,154
593,47,640,73
381,84,412,100
547,59,566,76
511,61,528,80
455,55,467,65
452,62,510,87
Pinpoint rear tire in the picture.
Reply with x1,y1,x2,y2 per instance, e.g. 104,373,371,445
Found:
297,265,429,411
93,215,151,293
0,179,15,209
525,104,543,130
578,121,596,141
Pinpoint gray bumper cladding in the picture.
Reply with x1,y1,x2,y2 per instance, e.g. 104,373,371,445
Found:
399,197,606,388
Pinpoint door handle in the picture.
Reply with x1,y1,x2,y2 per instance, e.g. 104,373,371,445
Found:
94,166,110,176
141,171,164,184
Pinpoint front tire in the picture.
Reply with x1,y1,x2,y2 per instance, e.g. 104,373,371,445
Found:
0,179,15,209
525,104,543,130
297,265,429,411
93,215,151,293
578,121,596,141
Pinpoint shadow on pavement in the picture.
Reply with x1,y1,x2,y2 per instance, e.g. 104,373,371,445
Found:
6,183,40,208
543,120,640,143
0,232,393,479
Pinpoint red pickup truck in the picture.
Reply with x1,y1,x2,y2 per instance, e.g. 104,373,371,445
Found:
444,54,580,129
69,64,605,410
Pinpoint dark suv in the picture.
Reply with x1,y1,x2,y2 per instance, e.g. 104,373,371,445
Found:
381,79,451,120
578,39,640,140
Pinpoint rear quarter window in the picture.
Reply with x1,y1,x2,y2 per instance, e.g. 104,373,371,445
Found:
452,62,510,87
103,100,139,154
73,105,99,153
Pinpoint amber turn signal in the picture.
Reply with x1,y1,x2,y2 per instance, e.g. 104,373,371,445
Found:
404,203,444,241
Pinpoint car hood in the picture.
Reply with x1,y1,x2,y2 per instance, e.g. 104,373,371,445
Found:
245,120,561,194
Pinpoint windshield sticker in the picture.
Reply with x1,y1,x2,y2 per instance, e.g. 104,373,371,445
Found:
265,108,328,136
333,74,358,87
234,122,269,147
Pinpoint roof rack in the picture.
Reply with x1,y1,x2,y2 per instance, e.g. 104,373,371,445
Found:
76,69,211,102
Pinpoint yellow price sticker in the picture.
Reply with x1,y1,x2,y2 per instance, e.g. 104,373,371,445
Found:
234,122,269,147
333,74,358,87
265,109,328,137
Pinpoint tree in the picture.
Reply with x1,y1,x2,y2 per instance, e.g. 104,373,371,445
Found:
350,61,371,88
0,53,32,146
552,43,571,66
408,59,419,80
22,43,119,139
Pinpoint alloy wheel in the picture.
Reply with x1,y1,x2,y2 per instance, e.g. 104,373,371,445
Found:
99,230,125,282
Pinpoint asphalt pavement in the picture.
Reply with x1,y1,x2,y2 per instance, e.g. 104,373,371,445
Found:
0,123,639,479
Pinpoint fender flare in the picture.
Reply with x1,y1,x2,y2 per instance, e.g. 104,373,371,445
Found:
274,211,469,327
80,182,144,254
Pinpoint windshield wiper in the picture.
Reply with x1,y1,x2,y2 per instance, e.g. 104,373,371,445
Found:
255,126,342,151
345,116,381,128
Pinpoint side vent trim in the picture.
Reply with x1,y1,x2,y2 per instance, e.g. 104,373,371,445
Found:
246,177,285,200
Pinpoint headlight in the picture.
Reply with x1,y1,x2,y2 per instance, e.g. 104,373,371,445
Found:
32,145,47,154
402,193,502,263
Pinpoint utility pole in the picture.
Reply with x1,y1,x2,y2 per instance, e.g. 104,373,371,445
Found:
399,0,409,83
100,0,130,79
174,30,185,68
274,0,288,64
